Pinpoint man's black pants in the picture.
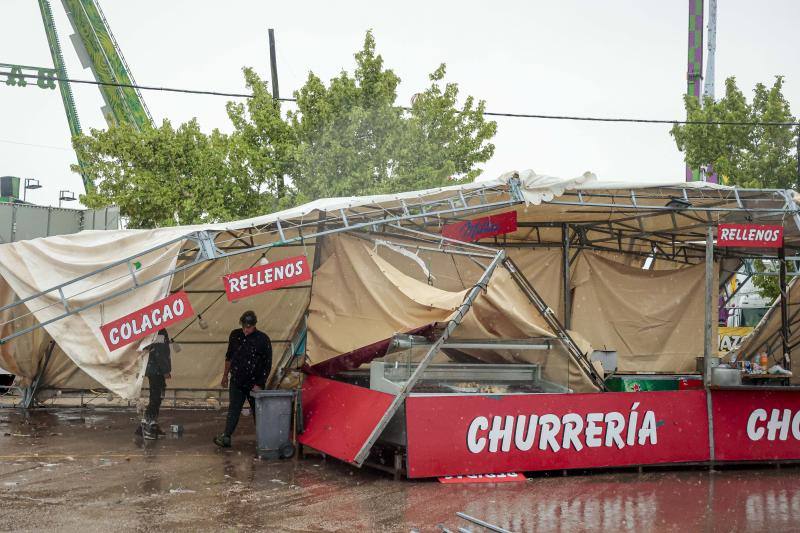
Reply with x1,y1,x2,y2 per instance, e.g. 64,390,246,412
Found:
225,383,256,437
145,374,166,421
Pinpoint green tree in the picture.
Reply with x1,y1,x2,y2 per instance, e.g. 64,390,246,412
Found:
226,68,297,209
752,260,780,302
671,76,799,189
395,64,497,192
284,30,497,201
75,120,273,228
74,31,497,227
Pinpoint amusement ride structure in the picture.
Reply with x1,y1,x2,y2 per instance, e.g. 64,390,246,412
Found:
1,0,152,192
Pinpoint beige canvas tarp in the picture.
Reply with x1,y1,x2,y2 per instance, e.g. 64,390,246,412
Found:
0,229,185,398
570,252,715,372
0,177,517,398
306,233,598,391
164,243,312,391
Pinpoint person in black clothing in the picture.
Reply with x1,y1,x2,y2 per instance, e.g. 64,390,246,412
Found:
139,328,171,440
214,310,272,448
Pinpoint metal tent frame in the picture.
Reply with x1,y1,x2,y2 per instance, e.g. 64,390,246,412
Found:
3,178,800,411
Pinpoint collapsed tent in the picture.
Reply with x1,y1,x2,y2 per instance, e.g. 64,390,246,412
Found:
305,233,599,391
1,171,798,399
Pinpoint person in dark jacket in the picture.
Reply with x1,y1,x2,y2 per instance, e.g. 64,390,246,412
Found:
139,328,171,440
214,310,272,448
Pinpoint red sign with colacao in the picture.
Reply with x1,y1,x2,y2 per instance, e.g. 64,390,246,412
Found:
405,390,710,478
222,255,311,302
442,210,518,242
101,291,194,351
717,224,783,248
712,389,800,461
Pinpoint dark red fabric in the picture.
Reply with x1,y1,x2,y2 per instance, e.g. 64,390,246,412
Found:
305,323,439,377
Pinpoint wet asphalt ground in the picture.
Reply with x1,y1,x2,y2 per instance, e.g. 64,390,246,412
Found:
2,407,800,532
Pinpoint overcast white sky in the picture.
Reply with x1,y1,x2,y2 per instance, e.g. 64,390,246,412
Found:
1,0,799,207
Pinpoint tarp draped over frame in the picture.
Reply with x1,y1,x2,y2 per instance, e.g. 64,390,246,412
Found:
0,229,186,398
2,171,789,398
165,244,313,391
570,252,716,373
306,234,600,391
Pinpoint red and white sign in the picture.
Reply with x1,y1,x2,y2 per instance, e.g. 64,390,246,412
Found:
717,224,783,248
712,389,800,461
438,472,525,484
222,255,311,302
405,390,709,478
442,211,517,242
100,291,194,351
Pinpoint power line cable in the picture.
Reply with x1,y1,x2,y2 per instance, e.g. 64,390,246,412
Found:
2,71,800,127
0,138,72,151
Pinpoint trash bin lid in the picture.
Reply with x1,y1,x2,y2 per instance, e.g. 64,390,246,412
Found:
251,390,295,398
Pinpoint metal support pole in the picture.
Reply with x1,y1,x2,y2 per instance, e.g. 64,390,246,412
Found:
780,245,791,370
456,512,511,533
10,204,16,242
562,224,571,328
21,340,55,409
704,225,714,386
352,249,506,466
703,227,717,465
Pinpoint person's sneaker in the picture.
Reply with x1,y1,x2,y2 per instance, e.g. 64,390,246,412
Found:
213,434,231,448
142,420,157,440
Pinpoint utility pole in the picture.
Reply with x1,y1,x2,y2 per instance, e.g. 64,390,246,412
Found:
268,28,284,196
268,29,280,101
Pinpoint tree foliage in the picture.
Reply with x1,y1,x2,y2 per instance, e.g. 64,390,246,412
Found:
75,120,270,228
74,31,497,228
672,76,799,302
752,260,780,302
671,76,799,189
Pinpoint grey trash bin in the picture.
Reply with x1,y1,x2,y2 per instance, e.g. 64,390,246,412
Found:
251,390,295,459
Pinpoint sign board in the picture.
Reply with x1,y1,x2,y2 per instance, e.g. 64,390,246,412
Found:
718,326,754,353
717,224,783,248
101,291,194,351
438,473,525,484
300,377,800,477
712,389,800,461
222,255,311,302
405,390,710,478
442,211,517,242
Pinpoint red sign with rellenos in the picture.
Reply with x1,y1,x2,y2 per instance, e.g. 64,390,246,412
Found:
222,255,311,302
717,224,783,248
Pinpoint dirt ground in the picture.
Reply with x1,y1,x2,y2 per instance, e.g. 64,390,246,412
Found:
2,407,800,532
